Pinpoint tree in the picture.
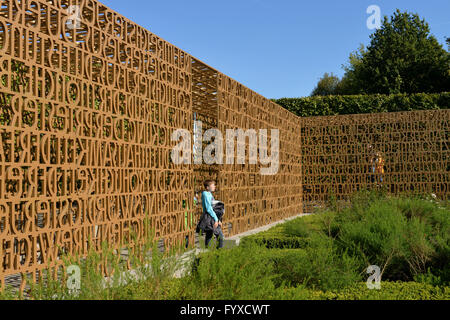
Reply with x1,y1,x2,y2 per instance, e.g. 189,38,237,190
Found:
447,37,450,51
311,72,341,96
343,10,450,94
335,44,367,95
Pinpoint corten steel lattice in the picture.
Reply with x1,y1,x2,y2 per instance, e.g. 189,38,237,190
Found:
216,73,303,237
0,0,304,291
192,58,219,225
191,60,303,238
0,0,196,290
301,109,450,212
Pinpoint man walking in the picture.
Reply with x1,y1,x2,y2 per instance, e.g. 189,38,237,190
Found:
201,180,224,249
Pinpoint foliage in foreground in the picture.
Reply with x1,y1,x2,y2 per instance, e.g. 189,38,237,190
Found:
1,191,448,300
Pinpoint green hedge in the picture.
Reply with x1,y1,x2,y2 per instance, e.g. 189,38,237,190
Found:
240,215,324,249
273,282,450,300
272,92,450,117
240,234,309,249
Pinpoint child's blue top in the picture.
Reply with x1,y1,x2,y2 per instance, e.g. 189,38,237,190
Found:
202,191,218,222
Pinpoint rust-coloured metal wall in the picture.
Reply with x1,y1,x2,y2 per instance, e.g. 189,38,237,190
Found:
0,0,303,290
191,60,303,238
191,59,219,225
301,109,450,212
0,0,196,289
216,73,303,237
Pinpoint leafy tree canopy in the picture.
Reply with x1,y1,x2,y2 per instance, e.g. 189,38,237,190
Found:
311,10,450,96
311,73,341,96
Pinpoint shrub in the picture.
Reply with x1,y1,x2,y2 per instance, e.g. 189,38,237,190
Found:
240,215,323,249
283,218,312,237
180,242,279,300
316,209,338,238
387,196,449,284
275,282,450,300
272,92,450,118
331,194,449,284
393,196,441,221
264,234,361,291
289,234,361,291
240,235,309,249
426,208,450,284
337,200,405,273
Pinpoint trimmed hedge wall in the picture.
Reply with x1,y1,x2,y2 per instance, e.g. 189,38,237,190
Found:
272,92,450,117
274,282,450,300
240,234,309,249
240,215,320,249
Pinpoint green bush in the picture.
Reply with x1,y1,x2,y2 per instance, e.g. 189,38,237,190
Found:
424,206,450,284
283,218,312,237
240,215,324,249
275,282,450,300
113,277,186,300
240,221,310,249
328,194,450,284
264,191,450,287
283,215,324,235
266,234,361,291
337,200,411,279
414,269,446,287
272,92,450,117
179,242,279,300
240,235,309,249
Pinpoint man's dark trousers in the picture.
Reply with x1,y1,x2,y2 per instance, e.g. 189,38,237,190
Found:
205,227,224,249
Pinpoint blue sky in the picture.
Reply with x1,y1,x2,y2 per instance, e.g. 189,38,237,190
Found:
101,0,450,99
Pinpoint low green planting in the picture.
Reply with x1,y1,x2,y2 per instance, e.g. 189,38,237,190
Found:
238,190,449,296
0,221,190,300
240,234,309,249
330,193,450,285
179,190,449,297
240,215,321,249
175,242,280,300
265,236,361,290
103,241,450,300
1,191,448,300
275,282,450,300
